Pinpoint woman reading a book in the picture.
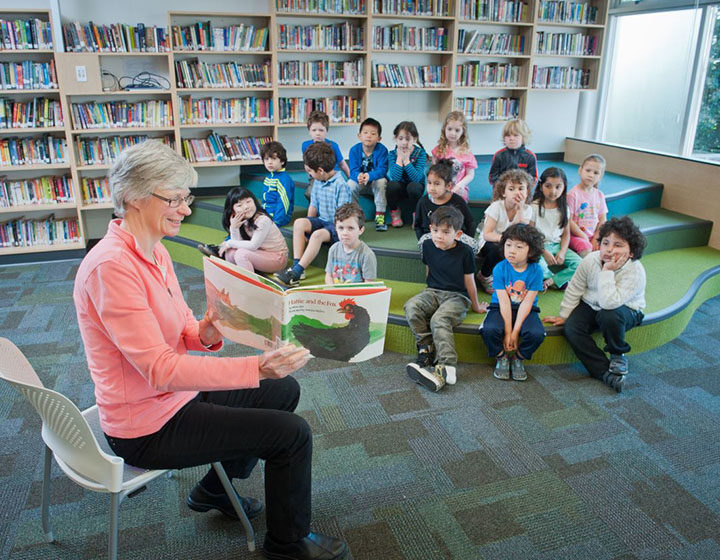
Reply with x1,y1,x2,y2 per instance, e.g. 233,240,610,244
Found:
72,140,348,560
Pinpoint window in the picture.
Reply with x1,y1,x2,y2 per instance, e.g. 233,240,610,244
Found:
693,8,720,161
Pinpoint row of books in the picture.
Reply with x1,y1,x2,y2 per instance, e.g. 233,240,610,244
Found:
535,32,598,56
459,0,529,23
0,175,75,208
531,65,590,89
372,0,452,16
171,22,268,52
70,100,173,130
455,62,521,87
0,217,81,248
372,25,448,51
278,96,360,124
0,136,67,166
0,60,58,91
179,96,274,125
537,1,599,24
277,23,365,51
276,0,366,13
0,98,63,129
74,135,174,166
181,133,273,163
371,63,448,88
0,18,53,50
175,60,272,89
458,30,526,55
277,60,364,86
454,96,520,121
62,21,170,53
80,177,111,204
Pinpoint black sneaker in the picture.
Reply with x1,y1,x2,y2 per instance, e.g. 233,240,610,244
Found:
186,483,263,520
274,267,300,287
415,344,435,368
602,371,625,393
609,354,628,375
197,243,220,258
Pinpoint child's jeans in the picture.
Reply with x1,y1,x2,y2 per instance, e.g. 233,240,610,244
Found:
225,247,288,274
404,288,470,365
348,178,388,213
481,305,546,359
563,301,644,379
538,242,583,287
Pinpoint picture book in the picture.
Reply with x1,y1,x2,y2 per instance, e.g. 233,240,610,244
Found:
203,256,392,363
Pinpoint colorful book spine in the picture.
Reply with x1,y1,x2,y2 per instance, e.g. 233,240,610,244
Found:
535,31,598,56
74,135,173,166
537,1,599,24
0,98,63,129
372,0,452,16
278,96,360,124
80,177,112,204
179,96,273,125
62,21,170,52
0,216,81,248
0,175,75,207
171,22,268,52
0,60,58,90
277,59,364,86
454,96,519,121
277,23,365,51
276,0,366,14
372,63,448,88
459,0,529,22
181,134,273,163
372,25,448,51
0,18,53,50
70,100,173,129
457,30,525,55
531,65,591,89
454,62,521,87
174,60,272,89
0,135,67,166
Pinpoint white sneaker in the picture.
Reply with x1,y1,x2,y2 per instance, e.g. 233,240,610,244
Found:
438,364,456,385
406,363,445,392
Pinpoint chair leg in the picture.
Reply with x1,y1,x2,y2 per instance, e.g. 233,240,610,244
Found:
41,445,54,543
108,492,120,560
211,462,256,552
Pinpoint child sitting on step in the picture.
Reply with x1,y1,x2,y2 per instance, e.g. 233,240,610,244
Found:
544,216,646,393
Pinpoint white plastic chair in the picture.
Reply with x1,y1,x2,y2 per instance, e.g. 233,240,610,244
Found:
0,337,256,559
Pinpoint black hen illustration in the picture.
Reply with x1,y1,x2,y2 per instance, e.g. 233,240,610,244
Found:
291,298,371,361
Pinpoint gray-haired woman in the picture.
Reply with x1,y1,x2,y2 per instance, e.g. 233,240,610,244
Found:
73,141,347,560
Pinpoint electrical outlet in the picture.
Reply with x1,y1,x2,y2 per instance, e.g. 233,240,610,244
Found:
75,65,87,82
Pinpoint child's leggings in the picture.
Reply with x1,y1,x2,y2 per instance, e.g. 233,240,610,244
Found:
225,248,288,274
481,306,546,359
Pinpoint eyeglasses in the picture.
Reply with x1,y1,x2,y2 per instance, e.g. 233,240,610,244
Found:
151,193,195,208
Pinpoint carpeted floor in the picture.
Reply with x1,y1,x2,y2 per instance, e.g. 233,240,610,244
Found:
2,259,720,560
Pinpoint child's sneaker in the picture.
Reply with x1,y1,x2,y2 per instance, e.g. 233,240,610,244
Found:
375,213,387,232
509,357,527,381
437,364,457,385
602,371,625,393
274,268,300,288
493,356,510,380
476,272,494,294
197,243,220,258
414,344,435,368
390,209,403,228
608,354,628,375
406,362,445,392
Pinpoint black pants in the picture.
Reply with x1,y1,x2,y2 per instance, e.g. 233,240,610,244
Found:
386,180,424,211
481,305,546,359
480,241,504,277
105,377,311,543
564,301,643,379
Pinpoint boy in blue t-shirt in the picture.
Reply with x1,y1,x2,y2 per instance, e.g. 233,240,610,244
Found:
301,110,351,201
404,206,487,392
260,141,294,227
481,223,546,381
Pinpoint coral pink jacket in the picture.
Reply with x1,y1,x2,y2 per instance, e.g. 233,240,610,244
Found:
73,220,259,438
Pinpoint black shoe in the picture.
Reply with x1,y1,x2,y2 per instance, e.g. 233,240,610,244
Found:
415,344,435,368
263,532,348,560
197,243,220,258
601,371,625,393
186,483,263,520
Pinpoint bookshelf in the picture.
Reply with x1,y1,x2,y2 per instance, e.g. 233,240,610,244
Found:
0,9,84,257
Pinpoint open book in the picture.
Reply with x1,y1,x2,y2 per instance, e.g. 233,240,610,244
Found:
203,256,392,363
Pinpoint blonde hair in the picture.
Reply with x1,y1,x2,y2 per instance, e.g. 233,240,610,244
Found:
436,111,470,155
492,169,533,202
502,119,532,144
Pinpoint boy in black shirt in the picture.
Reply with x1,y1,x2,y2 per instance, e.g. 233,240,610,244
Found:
405,206,488,392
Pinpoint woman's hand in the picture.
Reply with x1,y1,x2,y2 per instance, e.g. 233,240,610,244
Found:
543,316,566,327
258,344,311,379
198,310,223,347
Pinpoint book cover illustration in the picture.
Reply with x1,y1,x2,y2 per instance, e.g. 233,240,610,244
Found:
203,256,391,363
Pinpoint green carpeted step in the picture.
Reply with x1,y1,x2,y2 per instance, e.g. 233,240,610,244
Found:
629,208,712,254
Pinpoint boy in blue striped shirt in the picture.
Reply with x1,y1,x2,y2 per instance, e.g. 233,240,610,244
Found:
260,141,295,227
